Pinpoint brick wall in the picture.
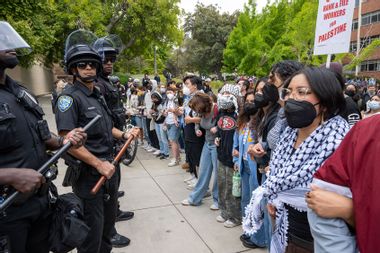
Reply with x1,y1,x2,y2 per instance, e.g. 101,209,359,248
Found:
350,0,380,78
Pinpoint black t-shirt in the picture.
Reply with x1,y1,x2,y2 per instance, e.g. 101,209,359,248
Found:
55,81,114,157
184,110,205,143
285,204,314,244
0,76,48,169
340,96,361,127
216,110,237,167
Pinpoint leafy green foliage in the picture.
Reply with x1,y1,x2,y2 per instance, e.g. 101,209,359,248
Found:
181,4,239,78
223,0,322,76
0,0,182,73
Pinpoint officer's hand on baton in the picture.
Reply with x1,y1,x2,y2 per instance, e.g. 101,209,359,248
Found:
94,160,115,180
64,128,87,148
128,127,140,139
6,168,46,193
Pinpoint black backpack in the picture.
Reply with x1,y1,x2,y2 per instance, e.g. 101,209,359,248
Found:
49,193,90,253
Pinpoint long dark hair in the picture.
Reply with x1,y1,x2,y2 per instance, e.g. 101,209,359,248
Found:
237,90,255,131
283,67,346,120
251,81,280,141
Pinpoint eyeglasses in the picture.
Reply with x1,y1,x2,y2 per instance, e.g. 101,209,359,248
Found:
103,56,116,63
76,61,98,69
279,87,313,101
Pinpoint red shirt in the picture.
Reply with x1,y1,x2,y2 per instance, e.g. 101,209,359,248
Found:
315,114,380,253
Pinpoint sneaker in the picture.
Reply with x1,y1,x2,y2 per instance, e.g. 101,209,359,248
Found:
181,162,190,170
153,150,161,155
156,152,163,158
181,199,194,206
210,204,219,210
186,183,196,190
216,215,226,223
223,219,240,228
160,154,169,160
186,178,198,186
147,147,156,152
184,174,195,183
144,144,151,150
168,159,179,167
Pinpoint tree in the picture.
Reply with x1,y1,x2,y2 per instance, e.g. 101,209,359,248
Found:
183,4,238,78
1,0,183,74
223,0,323,76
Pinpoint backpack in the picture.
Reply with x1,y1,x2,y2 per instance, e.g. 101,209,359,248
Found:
49,193,90,253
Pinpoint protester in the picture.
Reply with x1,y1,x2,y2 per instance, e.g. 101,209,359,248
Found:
233,90,267,248
182,75,205,187
243,67,349,253
163,86,181,166
182,92,219,209
151,91,169,159
215,84,242,228
307,113,380,253
362,94,380,119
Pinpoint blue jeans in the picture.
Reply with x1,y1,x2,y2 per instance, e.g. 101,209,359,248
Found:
241,160,267,248
188,142,218,205
155,123,169,155
166,123,180,141
141,116,151,145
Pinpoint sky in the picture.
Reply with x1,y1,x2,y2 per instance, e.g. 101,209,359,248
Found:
179,0,270,14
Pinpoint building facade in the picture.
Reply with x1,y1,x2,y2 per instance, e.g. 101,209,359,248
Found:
349,0,380,79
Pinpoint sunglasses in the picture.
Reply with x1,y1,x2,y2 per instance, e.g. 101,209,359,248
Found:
76,61,98,69
103,56,116,63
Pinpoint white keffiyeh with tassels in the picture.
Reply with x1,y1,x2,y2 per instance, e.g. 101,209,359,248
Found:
243,115,349,253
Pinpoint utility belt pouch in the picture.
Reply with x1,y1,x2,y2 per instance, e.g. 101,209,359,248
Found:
62,154,82,187
37,119,51,141
0,235,10,253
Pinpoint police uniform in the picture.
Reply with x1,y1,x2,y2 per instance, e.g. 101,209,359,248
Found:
96,75,125,130
55,80,118,253
0,76,52,253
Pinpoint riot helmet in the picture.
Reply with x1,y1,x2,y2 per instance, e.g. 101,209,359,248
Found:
92,34,123,64
0,21,32,69
64,30,101,82
108,75,120,85
0,21,32,55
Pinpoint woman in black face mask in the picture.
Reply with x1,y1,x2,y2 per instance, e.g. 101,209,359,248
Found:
243,67,349,253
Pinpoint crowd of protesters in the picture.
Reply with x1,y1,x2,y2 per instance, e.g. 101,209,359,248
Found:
118,62,379,253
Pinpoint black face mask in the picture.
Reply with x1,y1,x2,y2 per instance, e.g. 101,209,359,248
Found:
284,99,318,128
0,55,19,69
254,93,269,108
244,103,258,116
345,90,355,97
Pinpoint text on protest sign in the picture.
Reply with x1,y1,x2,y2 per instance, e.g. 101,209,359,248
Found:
314,0,355,55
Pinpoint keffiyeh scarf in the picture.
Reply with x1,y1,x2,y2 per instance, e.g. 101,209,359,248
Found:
243,115,349,253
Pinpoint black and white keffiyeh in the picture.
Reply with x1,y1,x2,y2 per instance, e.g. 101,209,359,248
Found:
243,115,349,253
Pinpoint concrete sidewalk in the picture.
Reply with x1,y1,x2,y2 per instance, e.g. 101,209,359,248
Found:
41,96,265,253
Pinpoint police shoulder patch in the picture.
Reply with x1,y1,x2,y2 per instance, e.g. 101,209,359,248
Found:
58,95,73,112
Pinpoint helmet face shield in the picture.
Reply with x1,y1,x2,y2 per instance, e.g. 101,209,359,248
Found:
92,34,124,62
64,30,101,75
0,21,32,56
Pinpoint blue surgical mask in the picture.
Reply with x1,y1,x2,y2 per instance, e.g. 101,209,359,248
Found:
367,100,380,111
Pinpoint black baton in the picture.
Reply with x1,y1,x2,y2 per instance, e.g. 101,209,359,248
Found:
0,115,101,212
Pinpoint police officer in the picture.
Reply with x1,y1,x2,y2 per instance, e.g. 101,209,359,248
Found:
93,36,133,247
55,30,139,253
0,22,86,253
